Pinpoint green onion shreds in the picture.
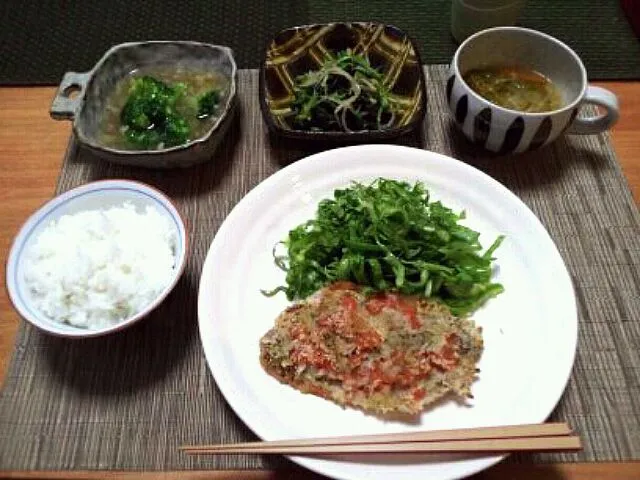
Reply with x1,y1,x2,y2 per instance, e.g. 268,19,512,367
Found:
263,178,504,317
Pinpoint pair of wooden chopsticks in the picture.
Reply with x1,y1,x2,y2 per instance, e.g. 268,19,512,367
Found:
180,422,581,456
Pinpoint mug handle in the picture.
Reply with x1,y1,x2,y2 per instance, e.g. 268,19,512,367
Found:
566,85,619,135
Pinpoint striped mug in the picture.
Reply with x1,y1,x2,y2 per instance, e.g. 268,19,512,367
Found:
447,27,619,154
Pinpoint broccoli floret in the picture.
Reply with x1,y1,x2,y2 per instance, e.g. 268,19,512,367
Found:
197,89,220,119
120,98,152,131
162,114,190,146
119,76,191,149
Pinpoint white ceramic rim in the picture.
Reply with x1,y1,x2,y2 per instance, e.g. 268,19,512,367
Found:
5,179,189,338
197,144,578,480
453,26,588,117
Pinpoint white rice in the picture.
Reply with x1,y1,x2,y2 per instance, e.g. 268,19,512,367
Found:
23,202,177,330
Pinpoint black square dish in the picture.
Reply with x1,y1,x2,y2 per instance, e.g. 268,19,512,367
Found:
259,22,427,142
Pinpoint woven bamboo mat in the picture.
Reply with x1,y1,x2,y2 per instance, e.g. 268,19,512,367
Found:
0,66,639,472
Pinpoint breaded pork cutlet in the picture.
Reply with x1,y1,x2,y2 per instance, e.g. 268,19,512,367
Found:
260,282,483,415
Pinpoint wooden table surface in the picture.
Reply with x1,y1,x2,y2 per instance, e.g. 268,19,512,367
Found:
0,83,638,479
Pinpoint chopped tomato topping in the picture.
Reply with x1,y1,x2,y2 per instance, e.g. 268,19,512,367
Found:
365,298,386,314
399,302,420,329
350,350,435,393
280,286,467,404
290,345,335,371
364,292,391,314
347,350,365,368
440,344,457,361
365,293,420,328
288,324,307,340
355,329,383,351
440,333,460,361
341,294,358,312
427,351,457,371
390,349,405,363
446,333,460,347
413,387,427,401
317,311,347,330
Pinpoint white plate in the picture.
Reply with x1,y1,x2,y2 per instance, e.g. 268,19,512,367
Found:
197,145,577,480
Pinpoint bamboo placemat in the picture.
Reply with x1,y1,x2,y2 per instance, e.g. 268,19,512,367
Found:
0,66,639,472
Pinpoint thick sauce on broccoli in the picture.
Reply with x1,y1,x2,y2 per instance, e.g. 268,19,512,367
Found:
99,67,227,150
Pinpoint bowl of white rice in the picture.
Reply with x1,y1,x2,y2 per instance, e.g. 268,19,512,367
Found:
5,179,188,338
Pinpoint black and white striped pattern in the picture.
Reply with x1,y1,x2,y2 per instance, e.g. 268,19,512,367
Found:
446,70,578,154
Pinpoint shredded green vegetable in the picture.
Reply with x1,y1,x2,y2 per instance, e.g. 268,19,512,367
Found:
290,50,396,132
263,178,504,316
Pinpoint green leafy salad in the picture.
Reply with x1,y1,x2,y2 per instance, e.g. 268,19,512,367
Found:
264,178,504,316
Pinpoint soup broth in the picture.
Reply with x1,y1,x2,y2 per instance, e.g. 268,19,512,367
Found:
463,66,563,113
99,66,228,150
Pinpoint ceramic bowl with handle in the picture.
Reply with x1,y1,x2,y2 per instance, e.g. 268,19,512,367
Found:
50,41,238,169
447,27,619,154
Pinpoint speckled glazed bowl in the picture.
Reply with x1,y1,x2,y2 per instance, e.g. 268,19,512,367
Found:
259,22,427,142
50,41,238,169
